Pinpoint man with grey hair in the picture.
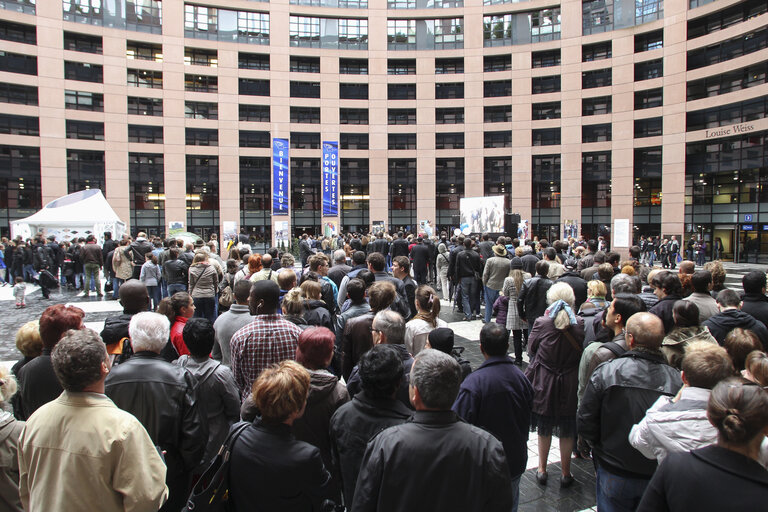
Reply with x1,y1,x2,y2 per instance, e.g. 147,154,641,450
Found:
352,349,514,511
328,248,352,288
19,329,168,512
106,312,207,512
346,310,414,409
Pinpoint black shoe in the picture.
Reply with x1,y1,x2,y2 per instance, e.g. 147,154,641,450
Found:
536,471,547,485
560,474,575,488
514,358,523,366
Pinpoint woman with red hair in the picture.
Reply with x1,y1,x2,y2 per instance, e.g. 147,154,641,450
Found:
234,254,262,284
16,304,84,419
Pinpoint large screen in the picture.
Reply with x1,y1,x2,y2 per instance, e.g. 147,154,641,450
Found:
459,196,505,234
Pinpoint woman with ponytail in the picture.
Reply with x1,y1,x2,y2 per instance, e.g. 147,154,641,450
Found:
524,282,585,488
404,285,447,356
637,378,768,510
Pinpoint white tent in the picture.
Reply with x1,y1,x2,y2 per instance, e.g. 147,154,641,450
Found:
11,189,126,244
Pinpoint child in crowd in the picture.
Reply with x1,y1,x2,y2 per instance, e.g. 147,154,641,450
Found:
13,276,26,308
578,280,609,314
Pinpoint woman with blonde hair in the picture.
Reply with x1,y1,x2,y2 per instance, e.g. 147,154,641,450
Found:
0,366,23,511
524,282,585,488
300,280,334,332
405,285,447,356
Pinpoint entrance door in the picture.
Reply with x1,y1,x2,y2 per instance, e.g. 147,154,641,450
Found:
738,225,759,263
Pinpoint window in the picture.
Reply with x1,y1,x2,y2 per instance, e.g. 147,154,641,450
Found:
0,145,41,222
340,133,369,150
533,128,561,146
338,18,369,49
237,11,270,44
388,159,416,230
239,130,270,148
63,32,101,53
388,19,416,49
291,132,321,149
685,97,768,131
290,81,320,99
389,134,416,150
388,109,416,125
687,28,768,71
435,132,464,149
127,97,162,116
686,62,768,100
435,58,463,74
128,125,163,143
582,124,611,143
634,117,663,138
532,49,560,68
238,52,269,70
340,108,368,125
128,153,164,234
186,155,219,233
239,104,269,122
65,90,103,111
484,54,511,72
339,83,369,100
635,88,663,109
0,114,38,136
0,83,37,105
66,120,104,140
388,0,415,8
484,157,511,199
240,158,271,240
635,29,663,52
483,14,513,47
532,75,560,94
127,69,162,88
126,41,162,62
125,0,163,33
184,4,217,35
67,150,105,195
0,20,34,45
530,8,561,42
635,59,663,81
388,59,416,75
388,84,416,100
290,56,320,73
185,74,217,93
583,96,612,116
436,107,464,124
532,155,560,214
289,16,320,47
688,0,767,40
64,61,102,83
484,80,511,98
239,78,269,96
290,106,320,124
435,158,463,225
185,101,218,120
582,43,609,65
435,82,463,99
532,102,560,120
484,131,512,148
0,51,36,75
582,68,612,89
582,151,611,214
634,147,662,212
485,105,512,123
340,58,368,75
290,158,321,221
433,18,464,49
340,158,369,232
186,128,218,146
185,48,217,67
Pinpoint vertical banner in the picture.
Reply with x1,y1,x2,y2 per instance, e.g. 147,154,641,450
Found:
322,141,339,217
272,138,289,215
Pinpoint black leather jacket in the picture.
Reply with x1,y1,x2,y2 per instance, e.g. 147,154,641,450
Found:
517,276,553,325
577,349,682,479
105,352,207,484
163,258,189,285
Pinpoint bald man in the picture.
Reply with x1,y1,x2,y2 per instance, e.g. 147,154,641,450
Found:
578,312,682,511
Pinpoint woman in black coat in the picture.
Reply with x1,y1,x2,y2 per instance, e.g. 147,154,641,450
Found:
230,360,334,512
637,378,768,511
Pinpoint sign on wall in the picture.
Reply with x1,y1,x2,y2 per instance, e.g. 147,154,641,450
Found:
272,138,289,215
322,141,339,217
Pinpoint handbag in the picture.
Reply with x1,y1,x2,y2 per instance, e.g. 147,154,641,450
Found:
182,421,250,512
219,275,235,309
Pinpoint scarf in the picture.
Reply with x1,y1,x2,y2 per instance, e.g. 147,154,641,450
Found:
547,299,578,326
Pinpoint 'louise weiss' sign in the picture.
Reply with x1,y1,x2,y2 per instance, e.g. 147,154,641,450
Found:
272,138,289,215
705,122,755,139
322,141,339,217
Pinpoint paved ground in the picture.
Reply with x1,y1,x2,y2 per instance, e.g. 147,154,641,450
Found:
1,260,764,511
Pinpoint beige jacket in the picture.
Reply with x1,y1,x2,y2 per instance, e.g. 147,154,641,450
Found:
113,247,134,280
18,392,168,512
0,412,23,512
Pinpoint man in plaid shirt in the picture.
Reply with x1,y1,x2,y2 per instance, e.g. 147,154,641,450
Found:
230,280,303,400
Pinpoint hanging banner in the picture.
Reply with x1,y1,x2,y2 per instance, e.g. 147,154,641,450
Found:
322,141,339,217
272,138,289,215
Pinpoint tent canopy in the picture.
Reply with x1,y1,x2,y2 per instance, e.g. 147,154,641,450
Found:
11,189,127,243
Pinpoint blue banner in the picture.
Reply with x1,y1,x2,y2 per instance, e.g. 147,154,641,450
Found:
322,141,339,217
272,138,289,215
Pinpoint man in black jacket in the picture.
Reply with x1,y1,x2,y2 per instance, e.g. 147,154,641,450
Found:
33,237,54,298
518,260,552,328
557,258,588,311
647,271,683,334
740,271,768,329
128,232,153,279
408,237,430,285
577,313,682,512
454,239,483,321
329,345,411,506
163,248,189,296
389,232,409,260
703,289,768,350
352,349,514,511
299,233,314,267
368,232,389,257
105,312,207,512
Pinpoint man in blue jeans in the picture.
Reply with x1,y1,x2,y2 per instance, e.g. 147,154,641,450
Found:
453,239,482,321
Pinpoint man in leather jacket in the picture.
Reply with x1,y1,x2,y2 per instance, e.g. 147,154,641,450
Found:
517,260,552,328
105,312,207,512
128,232,153,279
163,248,189,296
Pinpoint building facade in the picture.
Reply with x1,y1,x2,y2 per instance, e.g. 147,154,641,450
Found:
0,0,765,259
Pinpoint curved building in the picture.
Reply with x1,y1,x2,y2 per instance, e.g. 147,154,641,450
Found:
0,0,765,259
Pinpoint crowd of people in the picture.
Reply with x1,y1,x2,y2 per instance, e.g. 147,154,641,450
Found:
0,227,767,511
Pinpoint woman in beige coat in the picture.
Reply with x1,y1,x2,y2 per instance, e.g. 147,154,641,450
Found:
0,366,24,512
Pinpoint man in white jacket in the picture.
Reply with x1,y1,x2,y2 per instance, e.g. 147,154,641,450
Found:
629,341,734,462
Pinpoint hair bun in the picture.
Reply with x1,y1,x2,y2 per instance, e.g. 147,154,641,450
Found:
722,410,746,440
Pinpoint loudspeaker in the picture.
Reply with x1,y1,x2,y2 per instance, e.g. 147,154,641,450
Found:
505,213,521,235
